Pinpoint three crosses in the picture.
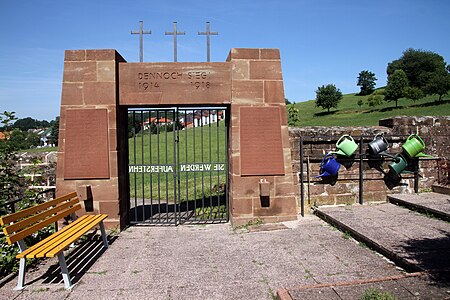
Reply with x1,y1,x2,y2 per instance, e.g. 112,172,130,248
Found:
131,21,218,63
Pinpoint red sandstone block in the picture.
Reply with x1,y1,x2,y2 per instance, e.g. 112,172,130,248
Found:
83,82,116,105
253,196,296,216
264,81,285,104
231,127,240,151
249,61,283,80
97,61,116,82
86,49,117,61
232,198,253,216
109,129,117,151
65,50,86,61
229,48,260,60
275,178,296,197
109,151,118,177
231,60,249,80
231,175,262,198
98,201,119,218
63,61,97,82
260,49,280,60
232,80,264,100
61,82,83,105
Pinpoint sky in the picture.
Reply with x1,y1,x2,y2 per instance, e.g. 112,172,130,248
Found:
0,0,449,121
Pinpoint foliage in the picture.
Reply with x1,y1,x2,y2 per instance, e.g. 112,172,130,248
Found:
423,70,450,101
287,105,300,126
357,70,377,95
359,288,397,300
287,91,450,127
387,48,448,90
8,129,41,150
404,86,424,103
366,93,383,107
357,99,364,108
285,98,292,105
384,69,409,107
315,84,343,112
50,116,59,146
0,111,55,278
13,117,50,131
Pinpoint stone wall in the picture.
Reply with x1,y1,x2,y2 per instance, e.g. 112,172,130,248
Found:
289,116,449,211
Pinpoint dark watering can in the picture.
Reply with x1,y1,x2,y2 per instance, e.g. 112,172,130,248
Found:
331,135,358,157
388,153,408,175
316,154,340,178
402,134,431,158
368,134,396,159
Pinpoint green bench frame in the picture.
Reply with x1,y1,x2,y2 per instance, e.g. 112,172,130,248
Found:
0,192,108,290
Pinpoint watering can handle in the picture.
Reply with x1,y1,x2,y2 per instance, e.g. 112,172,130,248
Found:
336,135,352,145
320,153,334,167
407,134,425,146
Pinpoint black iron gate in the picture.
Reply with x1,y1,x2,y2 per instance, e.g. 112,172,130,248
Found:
128,107,228,225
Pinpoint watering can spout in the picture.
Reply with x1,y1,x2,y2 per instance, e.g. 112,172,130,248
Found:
315,171,333,178
414,152,433,158
330,149,347,156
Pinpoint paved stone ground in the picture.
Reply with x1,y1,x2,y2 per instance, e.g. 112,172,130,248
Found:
1,216,406,300
316,202,450,274
281,273,450,300
388,192,450,221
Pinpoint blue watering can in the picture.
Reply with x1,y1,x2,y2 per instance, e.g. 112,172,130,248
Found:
316,153,340,178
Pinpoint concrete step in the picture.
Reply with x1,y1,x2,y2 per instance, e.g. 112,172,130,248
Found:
314,203,450,274
387,192,450,222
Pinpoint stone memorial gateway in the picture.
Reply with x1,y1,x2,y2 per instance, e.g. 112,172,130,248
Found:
56,48,298,229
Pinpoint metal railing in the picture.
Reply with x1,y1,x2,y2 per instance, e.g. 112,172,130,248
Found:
298,135,443,216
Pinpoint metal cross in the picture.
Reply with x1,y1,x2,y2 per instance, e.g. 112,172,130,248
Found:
198,22,218,62
165,21,185,62
131,21,151,62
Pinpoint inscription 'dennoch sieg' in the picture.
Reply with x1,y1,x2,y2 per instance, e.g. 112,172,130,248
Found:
137,71,211,91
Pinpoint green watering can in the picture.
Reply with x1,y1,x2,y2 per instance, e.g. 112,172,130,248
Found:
389,153,408,174
402,134,432,158
331,134,358,157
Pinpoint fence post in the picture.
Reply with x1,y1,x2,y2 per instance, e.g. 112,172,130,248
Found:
359,136,364,205
300,136,304,217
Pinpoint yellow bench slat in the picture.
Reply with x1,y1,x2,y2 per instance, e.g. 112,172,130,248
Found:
4,197,79,235
0,192,77,226
45,214,108,258
16,215,90,259
32,215,106,258
7,204,81,245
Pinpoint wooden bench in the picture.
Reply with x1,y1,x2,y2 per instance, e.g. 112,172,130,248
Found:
0,192,108,290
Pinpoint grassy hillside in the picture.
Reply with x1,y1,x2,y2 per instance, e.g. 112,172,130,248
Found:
291,92,450,127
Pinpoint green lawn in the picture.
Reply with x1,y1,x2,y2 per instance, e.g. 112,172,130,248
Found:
20,147,58,153
291,92,450,126
128,121,227,202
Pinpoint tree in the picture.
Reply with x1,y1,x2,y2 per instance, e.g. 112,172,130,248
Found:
366,94,383,107
315,84,343,113
287,105,300,126
357,70,377,95
384,69,409,108
50,117,60,146
423,70,450,101
284,98,292,105
387,48,448,90
404,86,424,104
13,117,38,131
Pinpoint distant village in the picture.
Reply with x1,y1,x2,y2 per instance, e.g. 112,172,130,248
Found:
142,109,225,130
